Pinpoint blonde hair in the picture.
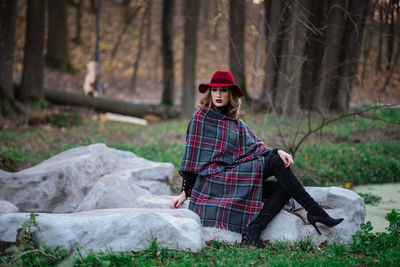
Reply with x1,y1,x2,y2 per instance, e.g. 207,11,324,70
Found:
196,87,242,118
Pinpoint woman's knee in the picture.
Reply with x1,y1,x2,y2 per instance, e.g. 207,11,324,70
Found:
268,154,285,171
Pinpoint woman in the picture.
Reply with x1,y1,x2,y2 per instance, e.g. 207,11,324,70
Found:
169,71,343,248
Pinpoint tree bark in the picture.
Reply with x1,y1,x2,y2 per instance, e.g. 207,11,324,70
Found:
46,0,72,71
161,0,175,106
332,0,370,112
274,0,310,116
44,90,179,118
229,0,248,99
73,0,83,44
145,0,153,48
131,10,146,92
313,0,347,113
376,2,383,73
18,0,45,101
386,0,395,70
251,5,265,102
181,0,200,119
299,0,327,110
0,0,17,100
256,0,284,110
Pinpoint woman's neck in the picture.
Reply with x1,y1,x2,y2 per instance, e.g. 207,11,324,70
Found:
216,105,230,116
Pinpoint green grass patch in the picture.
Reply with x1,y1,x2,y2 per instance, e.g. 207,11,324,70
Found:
294,140,400,187
358,192,382,205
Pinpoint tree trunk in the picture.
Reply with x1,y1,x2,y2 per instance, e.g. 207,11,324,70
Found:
181,0,200,119
18,0,45,101
251,5,265,102
161,0,175,106
0,0,17,101
299,0,327,110
73,0,83,44
274,0,310,116
201,0,210,38
131,10,146,92
44,90,180,118
313,0,347,114
46,0,72,71
229,0,248,99
212,0,220,40
386,0,395,70
376,2,383,73
361,0,378,80
145,0,153,48
332,0,370,112
256,0,284,110
123,0,131,24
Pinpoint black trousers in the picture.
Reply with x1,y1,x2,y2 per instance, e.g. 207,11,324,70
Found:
256,152,308,225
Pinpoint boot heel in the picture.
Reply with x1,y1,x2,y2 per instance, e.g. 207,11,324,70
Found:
310,220,322,235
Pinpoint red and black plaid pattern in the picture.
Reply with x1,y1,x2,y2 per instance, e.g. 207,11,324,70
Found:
179,108,271,233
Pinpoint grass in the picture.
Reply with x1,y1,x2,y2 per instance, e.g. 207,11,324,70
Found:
0,105,399,265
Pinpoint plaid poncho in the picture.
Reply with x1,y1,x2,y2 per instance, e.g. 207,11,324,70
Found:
179,108,271,233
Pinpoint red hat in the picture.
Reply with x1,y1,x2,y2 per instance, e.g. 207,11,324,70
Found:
199,71,244,97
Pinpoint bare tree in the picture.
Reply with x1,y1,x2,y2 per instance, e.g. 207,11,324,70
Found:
299,0,327,110
161,0,175,106
131,7,147,92
313,0,347,114
0,0,17,114
46,0,73,71
18,0,45,101
255,0,284,110
229,0,248,99
332,0,370,112
181,0,200,118
274,0,310,116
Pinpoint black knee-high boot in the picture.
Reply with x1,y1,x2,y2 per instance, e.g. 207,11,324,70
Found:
274,166,344,234
242,186,290,248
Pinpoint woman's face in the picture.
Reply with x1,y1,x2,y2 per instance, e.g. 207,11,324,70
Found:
211,87,230,107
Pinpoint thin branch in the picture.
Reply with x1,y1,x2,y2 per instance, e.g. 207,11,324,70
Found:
109,5,142,64
10,249,57,264
292,104,399,155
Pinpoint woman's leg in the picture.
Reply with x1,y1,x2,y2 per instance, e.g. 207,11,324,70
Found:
242,180,290,248
267,154,343,234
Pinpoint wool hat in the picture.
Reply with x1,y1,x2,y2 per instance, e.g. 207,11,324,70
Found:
198,71,244,97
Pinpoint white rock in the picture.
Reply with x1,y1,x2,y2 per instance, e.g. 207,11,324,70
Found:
203,187,365,245
0,200,19,213
0,208,204,253
0,144,174,213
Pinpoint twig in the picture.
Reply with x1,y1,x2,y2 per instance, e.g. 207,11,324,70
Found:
292,104,399,155
10,249,57,264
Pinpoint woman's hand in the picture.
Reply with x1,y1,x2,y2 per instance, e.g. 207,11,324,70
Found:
169,191,187,209
277,150,294,168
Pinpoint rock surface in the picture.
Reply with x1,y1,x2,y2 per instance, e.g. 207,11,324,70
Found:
0,208,204,253
0,188,364,252
0,144,174,213
0,200,19,213
0,144,366,252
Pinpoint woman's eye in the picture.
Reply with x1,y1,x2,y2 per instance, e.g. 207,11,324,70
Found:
212,88,217,92
222,89,228,92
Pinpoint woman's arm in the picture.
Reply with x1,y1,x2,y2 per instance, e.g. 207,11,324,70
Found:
169,171,197,209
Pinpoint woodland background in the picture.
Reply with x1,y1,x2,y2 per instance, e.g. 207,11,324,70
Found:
1,0,399,120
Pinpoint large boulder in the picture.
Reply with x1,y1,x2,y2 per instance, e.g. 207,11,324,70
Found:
0,144,174,213
0,208,204,253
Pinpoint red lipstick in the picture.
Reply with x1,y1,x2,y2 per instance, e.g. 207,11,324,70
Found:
216,99,222,103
